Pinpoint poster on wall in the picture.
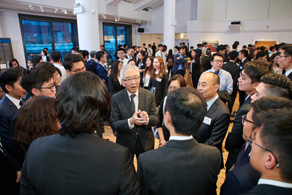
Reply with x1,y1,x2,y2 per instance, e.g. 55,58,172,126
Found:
200,39,221,52
0,38,14,69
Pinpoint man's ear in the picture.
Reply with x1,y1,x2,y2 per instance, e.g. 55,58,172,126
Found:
31,88,40,96
214,83,219,92
121,80,125,87
4,84,13,92
252,82,259,90
264,152,278,170
65,69,71,77
164,111,172,124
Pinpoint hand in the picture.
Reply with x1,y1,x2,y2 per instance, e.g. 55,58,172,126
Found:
159,139,167,147
16,171,21,183
130,111,148,126
192,59,196,63
176,57,180,60
139,110,149,124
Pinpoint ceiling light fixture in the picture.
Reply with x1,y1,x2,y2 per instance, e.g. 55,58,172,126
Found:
55,8,58,13
40,6,44,12
29,4,33,10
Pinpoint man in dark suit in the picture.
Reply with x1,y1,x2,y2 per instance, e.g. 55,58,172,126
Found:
85,50,98,74
238,49,250,106
138,87,221,195
20,72,140,195
225,60,271,173
0,67,27,194
96,51,109,89
242,106,292,194
278,45,292,81
222,50,241,112
196,72,230,168
172,47,187,77
111,65,159,159
201,48,212,72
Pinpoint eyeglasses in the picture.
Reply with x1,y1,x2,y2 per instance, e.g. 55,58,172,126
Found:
40,85,56,92
247,135,279,168
71,66,86,73
168,86,178,90
242,115,258,126
123,76,140,82
214,60,223,63
279,55,288,58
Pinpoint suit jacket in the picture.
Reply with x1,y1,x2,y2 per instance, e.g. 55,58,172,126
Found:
138,139,221,195
96,62,109,88
220,144,261,195
111,88,159,154
108,73,124,96
172,54,187,75
201,55,211,72
20,133,140,195
86,59,97,74
225,96,252,172
194,97,230,168
287,72,292,81
0,95,24,170
240,58,250,69
241,184,292,195
157,97,170,141
148,71,168,107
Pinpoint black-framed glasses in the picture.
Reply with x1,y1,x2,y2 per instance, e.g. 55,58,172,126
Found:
247,135,280,168
71,66,86,73
40,85,56,92
242,115,258,126
122,76,140,82
279,55,288,58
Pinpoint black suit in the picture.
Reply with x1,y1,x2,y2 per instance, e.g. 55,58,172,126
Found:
241,184,292,195
148,71,168,107
220,144,260,195
20,133,140,195
201,55,211,72
138,139,221,195
222,61,240,112
157,97,170,141
111,88,159,156
225,96,252,173
287,72,292,81
190,58,202,88
108,74,124,96
85,59,97,74
194,97,230,168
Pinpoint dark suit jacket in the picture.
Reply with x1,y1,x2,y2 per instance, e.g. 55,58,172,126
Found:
240,58,250,69
138,139,221,195
201,55,211,72
172,54,187,75
220,144,260,195
108,73,124,96
148,71,168,107
96,62,109,88
287,72,292,81
157,97,170,141
225,96,252,172
241,184,292,195
111,88,159,154
20,133,140,195
85,59,97,74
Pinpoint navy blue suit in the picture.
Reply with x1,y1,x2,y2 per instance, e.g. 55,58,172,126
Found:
86,59,98,74
220,144,260,195
172,54,187,76
96,63,109,89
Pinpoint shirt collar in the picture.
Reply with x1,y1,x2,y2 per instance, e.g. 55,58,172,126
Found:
258,178,292,188
169,135,193,141
127,90,138,98
6,94,21,109
211,68,220,74
242,58,247,62
206,94,219,110
285,69,292,76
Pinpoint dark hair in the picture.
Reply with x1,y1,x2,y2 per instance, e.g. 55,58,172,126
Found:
96,51,105,61
81,50,89,59
144,57,154,77
168,74,186,88
42,49,48,56
210,53,224,62
282,45,292,57
117,48,125,53
259,46,266,51
256,51,268,59
123,44,128,48
32,54,43,67
71,46,78,51
140,50,146,57
239,49,248,57
232,43,237,50
255,105,292,181
270,46,275,51
174,46,179,50
111,60,122,82
21,67,53,96
0,67,26,93
269,53,279,62
128,59,136,64
55,67,62,77
228,50,238,60
168,49,173,56
242,45,247,49
55,72,110,137
8,58,19,68
158,44,163,47
260,73,292,99
216,45,226,52
165,87,206,135
63,54,84,71
36,62,56,74
14,96,59,150
243,60,272,83
50,51,62,62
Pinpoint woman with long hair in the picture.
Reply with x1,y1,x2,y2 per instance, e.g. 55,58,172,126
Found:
166,49,174,74
149,57,168,107
41,49,50,62
269,53,282,74
14,96,60,151
108,60,124,96
8,58,20,68
142,57,154,89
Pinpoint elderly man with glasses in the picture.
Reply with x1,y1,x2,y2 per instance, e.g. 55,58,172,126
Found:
111,65,159,159
221,97,292,195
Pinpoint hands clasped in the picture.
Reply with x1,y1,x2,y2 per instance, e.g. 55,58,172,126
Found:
130,109,149,126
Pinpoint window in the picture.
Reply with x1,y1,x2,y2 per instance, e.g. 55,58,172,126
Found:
103,23,132,60
19,14,78,61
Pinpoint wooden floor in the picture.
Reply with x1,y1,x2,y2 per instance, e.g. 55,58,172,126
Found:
103,95,239,195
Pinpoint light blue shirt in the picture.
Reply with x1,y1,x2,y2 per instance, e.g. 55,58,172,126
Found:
202,68,233,95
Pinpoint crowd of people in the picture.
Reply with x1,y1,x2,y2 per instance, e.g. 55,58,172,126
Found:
0,41,292,195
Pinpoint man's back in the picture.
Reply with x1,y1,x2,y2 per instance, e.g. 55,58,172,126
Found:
138,139,221,195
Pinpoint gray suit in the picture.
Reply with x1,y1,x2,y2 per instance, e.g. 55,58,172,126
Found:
111,88,159,154
138,139,221,195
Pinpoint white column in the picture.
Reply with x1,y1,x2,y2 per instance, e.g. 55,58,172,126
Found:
75,0,100,51
163,0,175,52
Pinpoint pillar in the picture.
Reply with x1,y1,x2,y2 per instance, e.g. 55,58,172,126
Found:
75,0,100,51
163,0,175,52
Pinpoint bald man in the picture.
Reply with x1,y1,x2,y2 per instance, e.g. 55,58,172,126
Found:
195,72,230,168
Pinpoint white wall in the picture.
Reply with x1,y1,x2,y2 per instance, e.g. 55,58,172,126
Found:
0,11,26,68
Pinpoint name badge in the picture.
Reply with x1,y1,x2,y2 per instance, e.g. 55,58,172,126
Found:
156,78,162,82
203,117,212,125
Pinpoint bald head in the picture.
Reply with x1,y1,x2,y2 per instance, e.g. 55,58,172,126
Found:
198,72,220,101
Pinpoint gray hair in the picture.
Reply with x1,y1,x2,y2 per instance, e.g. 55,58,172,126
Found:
89,50,97,58
120,64,140,80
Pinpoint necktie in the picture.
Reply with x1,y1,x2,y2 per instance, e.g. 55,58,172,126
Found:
215,71,220,75
130,94,136,114
19,100,23,107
